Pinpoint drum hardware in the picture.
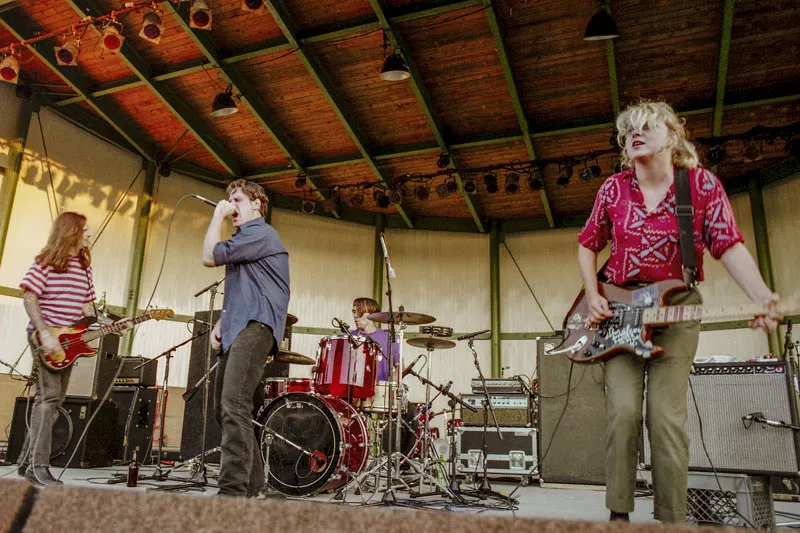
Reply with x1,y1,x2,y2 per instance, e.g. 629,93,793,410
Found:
273,350,315,365
418,325,453,337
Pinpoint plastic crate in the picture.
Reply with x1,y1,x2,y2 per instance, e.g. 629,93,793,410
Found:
686,471,774,528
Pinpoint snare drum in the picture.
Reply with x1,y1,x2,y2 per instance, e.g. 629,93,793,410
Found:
264,378,288,401
362,380,407,414
314,335,378,399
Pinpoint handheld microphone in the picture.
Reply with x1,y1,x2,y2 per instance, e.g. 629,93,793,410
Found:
379,232,396,279
192,194,218,207
402,354,425,377
457,329,491,341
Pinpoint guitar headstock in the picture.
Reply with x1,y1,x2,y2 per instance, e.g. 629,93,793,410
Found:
148,308,175,321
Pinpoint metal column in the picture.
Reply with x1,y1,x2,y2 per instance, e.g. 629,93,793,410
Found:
490,220,502,377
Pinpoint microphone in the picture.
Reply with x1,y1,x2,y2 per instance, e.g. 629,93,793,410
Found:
333,317,351,331
379,233,396,279
441,380,453,395
402,354,425,377
457,329,491,341
192,194,218,207
333,318,361,347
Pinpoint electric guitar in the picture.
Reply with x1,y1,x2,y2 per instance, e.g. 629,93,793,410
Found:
551,279,781,364
33,309,174,371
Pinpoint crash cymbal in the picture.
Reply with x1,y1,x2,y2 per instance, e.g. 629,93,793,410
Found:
367,311,436,325
273,350,315,365
286,313,298,326
406,337,456,350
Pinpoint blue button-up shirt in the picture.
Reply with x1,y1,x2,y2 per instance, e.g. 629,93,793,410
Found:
213,218,290,353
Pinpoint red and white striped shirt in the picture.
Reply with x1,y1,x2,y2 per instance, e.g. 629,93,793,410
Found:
20,257,96,330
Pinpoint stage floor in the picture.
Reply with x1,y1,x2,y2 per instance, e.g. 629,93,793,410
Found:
2,463,800,526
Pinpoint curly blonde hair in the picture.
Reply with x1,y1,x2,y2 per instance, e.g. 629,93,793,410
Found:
615,100,700,170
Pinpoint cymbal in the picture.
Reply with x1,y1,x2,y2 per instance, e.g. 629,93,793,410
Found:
273,350,315,365
286,313,298,326
406,337,456,350
367,311,436,325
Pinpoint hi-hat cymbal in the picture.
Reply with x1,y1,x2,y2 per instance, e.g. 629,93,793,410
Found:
273,350,315,365
286,313,298,326
368,311,436,325
406,337,456,350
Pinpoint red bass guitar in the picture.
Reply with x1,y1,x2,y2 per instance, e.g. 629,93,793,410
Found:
551,279,779,364
32,309,174,371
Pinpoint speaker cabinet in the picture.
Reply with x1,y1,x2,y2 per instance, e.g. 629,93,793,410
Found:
180,311,289,462
537,336,607,485
66,315,122,398
6,396,117,468
643,361,800,476
112,387,157,462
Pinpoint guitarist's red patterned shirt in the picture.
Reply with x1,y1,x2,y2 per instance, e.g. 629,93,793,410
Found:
578,167,744,285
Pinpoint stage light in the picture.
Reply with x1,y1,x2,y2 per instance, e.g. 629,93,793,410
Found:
584,7,618,41
504,172,520,194
323,197,339,213
373,189,390,208
707,145,727,165
190,0,213,30
54,38,80,66
380,52,410,81
590,162,602,178
435,182,453,199
388,186,403,205
211,86,238,117
301,200,315,214
101,24,124,52
294,174,307,188
437,152,450,169
579,167,593,182
414,184,429,201
140,11,164,43
0,55,19,84
241,0,264,11
462,178,477,194
742,143,762,163
483,172,499,194
527,169,544,191
158,161,171,177
349,193,364,208
557,165,572,187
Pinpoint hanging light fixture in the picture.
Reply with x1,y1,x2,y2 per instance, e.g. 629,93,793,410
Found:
483,172,499,194
101,22,124,52
579,166,593,182
140,11,164,43
158,161,171,177
414,184,430,201
557,165,573,187
504,172,520,194
590,161,603,178
323,197,340,213
707,145,727,165
373,188,390,208
437,152,451,169
301,200,315,214
349,193,365,208
742,143,762,163
462,178,477,194
388,186,404,205
0,54,19,84
190,0,213,30
527,169,544,192
211,86,238,117
379,32,410,81
294,174,307,188
54,36,80,66
584,4,619,41
241,0,264,12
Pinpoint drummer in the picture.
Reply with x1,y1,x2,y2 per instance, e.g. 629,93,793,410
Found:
351,297,399,381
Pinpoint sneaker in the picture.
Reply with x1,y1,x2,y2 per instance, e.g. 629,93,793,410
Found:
17,463,28,478
25,466,62,486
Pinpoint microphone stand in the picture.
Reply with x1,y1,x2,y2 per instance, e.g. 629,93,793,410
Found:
381,252,399,504
782,321,800,458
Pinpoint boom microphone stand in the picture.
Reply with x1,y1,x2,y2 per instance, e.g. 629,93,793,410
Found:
379,232,400,504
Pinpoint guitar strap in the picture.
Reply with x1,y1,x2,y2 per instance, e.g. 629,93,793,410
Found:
83,264,100,320
674,167,698,287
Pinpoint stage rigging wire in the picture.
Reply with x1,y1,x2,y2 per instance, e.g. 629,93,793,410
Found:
36,112,59,221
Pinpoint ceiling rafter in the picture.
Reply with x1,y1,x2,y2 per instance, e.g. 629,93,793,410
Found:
712,0,736,138
482,0,554,228
264,0,415,228
161,1,338,217
369,0,485,233
51,0,481,107
65,0,242,176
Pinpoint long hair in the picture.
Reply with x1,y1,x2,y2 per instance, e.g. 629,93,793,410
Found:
36,212,90,272
227,179,269,219
615,100,700,170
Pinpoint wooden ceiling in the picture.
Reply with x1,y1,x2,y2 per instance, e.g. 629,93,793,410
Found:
1,0,798,232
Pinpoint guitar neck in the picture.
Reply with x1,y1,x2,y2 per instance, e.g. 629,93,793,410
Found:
643,302,781,325
83,314,150,341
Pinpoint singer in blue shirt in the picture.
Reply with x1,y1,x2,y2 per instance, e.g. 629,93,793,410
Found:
351,297,399,381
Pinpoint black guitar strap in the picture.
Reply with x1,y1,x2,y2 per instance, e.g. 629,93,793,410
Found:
674,167,698,287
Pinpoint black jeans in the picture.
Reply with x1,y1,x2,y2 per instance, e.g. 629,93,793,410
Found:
214,321,274,496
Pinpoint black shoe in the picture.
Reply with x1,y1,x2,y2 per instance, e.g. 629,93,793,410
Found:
25,466,62,486
17,463,28,478
610,511,630,522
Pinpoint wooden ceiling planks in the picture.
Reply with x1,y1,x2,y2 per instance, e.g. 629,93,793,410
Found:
200,2,285,56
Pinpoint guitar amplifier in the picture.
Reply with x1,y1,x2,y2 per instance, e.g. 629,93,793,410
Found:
114,356,157,387
470,378,525,394
112,386,157,462
642,361,800,476
460,394,532,427
66,313,122,399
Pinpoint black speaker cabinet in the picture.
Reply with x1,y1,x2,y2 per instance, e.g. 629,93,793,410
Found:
643,361,800,476
112,386,157,462
180,311,289,462
537,336,607,485
66,313,122,398
6,396,117,468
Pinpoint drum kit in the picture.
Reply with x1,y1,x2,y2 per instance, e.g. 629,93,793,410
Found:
253,310,478,502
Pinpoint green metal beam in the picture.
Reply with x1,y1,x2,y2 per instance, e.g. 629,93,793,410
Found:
373,213,385,307
483,0,554,228
712,0,736,137
605,40,620,119
0,93,37,266
162,2,336,215
265,0,415,228
370,0,485,233
66,0,242,176
120,158,156,356
490,220,502,377
748,176,781,356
